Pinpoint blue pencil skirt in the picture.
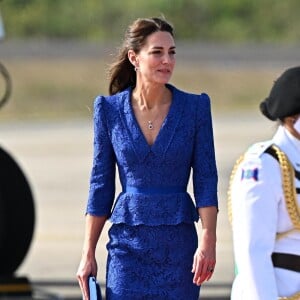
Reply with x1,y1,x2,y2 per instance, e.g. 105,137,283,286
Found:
106,223,200,300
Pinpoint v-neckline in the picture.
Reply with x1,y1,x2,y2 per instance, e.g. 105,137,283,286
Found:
129,86,174,148
119,84,184,162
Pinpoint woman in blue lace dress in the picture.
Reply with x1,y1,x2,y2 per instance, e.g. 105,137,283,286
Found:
77,17,218,300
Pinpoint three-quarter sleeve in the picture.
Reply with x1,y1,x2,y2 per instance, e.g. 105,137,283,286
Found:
192,93,218,208
86,96,116,216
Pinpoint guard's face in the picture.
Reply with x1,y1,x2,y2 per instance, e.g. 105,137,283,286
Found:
293,114,300,136
134,31,176,85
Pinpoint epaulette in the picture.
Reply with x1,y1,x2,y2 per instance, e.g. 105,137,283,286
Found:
244,140,273,159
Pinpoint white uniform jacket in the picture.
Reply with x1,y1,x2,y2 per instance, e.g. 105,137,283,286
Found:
230,125,300,300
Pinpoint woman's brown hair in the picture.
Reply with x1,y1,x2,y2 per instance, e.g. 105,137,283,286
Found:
108,17,174,95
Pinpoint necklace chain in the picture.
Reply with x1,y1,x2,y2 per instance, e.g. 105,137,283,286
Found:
147,114,161,130
146,111,161,130
132,93,169,131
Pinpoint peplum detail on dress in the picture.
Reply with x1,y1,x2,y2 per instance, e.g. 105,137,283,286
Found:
110,191,199,225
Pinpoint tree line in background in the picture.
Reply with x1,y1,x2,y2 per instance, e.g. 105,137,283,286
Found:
1,0,300,43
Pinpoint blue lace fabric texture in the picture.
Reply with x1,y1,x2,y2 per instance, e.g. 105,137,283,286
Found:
106,223,200,300
86,84,218,299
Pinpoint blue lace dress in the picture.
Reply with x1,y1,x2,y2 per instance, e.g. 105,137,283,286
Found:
86,84,218,300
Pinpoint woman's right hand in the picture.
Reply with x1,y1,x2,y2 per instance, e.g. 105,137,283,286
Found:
76,254,98,300
77,215,106,299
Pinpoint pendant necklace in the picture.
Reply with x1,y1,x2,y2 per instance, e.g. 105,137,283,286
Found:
148,121,154,130
147,109,164,130
147,112,159,130
147,115,160,130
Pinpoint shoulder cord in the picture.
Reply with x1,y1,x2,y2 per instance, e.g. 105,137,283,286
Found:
227,154,244,225
227,145,300,239
272,145,300,234
279,291,300,300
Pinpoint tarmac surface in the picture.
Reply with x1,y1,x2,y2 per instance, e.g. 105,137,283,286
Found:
0,112,273,299
2,39,300,69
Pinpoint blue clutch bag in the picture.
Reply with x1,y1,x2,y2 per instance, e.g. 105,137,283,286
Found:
88,276,102,300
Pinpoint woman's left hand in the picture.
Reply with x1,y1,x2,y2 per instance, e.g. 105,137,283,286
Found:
192,232,216,286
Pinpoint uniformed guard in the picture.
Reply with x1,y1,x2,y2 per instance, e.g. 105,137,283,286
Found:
228,66,300,300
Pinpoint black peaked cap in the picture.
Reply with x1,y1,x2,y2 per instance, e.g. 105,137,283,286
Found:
260,66,300,120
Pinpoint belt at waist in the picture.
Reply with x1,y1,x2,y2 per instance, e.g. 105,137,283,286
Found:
123,186,186,195
272,252,300,273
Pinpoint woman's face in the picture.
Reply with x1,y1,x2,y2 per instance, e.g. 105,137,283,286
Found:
133,31,176,85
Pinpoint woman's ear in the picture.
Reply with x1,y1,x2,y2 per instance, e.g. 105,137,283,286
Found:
128,50,138,69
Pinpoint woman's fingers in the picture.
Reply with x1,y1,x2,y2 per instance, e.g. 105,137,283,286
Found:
192,249,216,285
203,261,215,282
192,250,206,285
77,269,89,300
76,258,97,300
